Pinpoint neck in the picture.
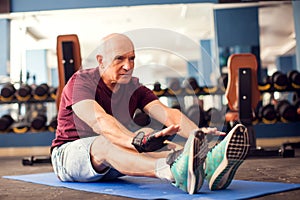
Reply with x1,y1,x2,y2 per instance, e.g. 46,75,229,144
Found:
102,77,120,93
109,82,120,93
99,68,116,92
99,68,122,93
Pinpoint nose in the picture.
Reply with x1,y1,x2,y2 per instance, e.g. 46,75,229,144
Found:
123,59,133,71
123,64,129,71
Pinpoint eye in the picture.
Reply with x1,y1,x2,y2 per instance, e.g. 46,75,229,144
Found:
129,56,135,61
115,56,124,61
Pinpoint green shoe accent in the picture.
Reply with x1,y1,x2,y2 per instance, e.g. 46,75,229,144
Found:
205,124,250,191
167,130,208,194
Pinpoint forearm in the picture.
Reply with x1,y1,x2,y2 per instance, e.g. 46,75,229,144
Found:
163,109,222,138
91,113,135,149
72,100,135,150
164,108,198,138
144,100,198,139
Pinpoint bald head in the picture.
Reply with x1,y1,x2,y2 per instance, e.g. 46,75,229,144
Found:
98,33,134,60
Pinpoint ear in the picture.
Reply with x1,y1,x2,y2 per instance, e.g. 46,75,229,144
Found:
96,55,103,65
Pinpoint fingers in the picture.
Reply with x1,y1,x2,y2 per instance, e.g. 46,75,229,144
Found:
200,127,226,136
213,131,226,136
153,125,226,139
155,124,180,137
201,127,217,132
215,131,226,136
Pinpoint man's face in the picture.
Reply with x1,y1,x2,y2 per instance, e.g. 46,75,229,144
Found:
98,36,135,85
103,50,135,84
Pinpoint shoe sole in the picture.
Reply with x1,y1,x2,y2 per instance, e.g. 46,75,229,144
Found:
209,124,250,190
187,130,208,194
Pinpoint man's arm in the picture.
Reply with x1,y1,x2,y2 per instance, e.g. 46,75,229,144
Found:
72,99,180,151
143,100,197,138
143,100,222,138
72,99,135,149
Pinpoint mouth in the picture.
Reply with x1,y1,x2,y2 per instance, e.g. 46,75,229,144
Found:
120,73,132,77
117,74,132,82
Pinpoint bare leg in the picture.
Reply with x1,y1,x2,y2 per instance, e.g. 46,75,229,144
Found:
143,151,171,158
91,135,158,177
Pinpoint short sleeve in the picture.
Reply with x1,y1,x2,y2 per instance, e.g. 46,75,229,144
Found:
63,70,99,108
137,85,158,109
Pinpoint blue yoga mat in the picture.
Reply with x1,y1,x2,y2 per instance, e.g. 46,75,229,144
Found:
3,172,300,200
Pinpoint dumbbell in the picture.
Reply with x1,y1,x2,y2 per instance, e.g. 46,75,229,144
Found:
186,104,207,127
16,84,32,101
271,71,288,90
48,116,58,132
252,112,260,125
33,83,49,101
183,77,201,95
253,101,263,124
133,111,151,127
258,104,277,124
294,98,300,121
22,156,51,166
203,85,218,94
31,114,47,131
258,76,272,92
0,83,16,102
287,70,300,89
49,87,57,100
293,92,300,103
152,81,165,96
275,100,297,123
132,110,164,130
166,78,183,96
0,114,15,132
12,121,30,134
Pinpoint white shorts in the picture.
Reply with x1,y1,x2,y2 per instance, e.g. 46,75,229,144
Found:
51,136,124,182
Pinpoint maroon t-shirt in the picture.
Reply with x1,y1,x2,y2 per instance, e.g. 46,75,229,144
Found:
51,67,158,150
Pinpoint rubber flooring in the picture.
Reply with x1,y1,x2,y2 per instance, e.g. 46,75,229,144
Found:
0,149,299,200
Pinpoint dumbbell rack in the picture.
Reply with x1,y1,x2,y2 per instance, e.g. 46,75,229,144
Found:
0,87,57,148
0,96,55,105
254,77,300,157
150,71,300,158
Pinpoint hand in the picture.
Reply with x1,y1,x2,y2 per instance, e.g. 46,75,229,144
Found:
132,125,179,153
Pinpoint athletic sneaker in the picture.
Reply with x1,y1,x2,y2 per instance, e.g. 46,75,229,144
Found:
166,129,208,194
205,124,250,190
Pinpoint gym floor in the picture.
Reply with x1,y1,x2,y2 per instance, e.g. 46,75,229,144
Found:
0,147,299,200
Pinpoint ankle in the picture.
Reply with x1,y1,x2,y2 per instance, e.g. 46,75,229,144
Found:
155,158,174,182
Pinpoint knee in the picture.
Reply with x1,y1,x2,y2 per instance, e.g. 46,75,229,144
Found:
90,136,112,172
90,135,110,162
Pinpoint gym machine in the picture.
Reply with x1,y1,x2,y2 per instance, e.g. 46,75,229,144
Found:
224,53,296,158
